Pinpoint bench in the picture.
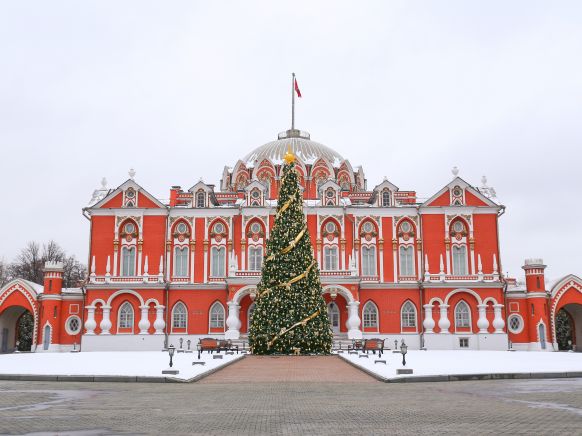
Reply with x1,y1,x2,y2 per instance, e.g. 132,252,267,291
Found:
362,338,385,358
348,339,364,353
197,338,239,359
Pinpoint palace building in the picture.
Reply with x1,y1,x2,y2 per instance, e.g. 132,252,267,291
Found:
1,128,581,353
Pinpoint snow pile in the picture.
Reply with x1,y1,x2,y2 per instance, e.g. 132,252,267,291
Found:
340,350,582,380
0,351,244,381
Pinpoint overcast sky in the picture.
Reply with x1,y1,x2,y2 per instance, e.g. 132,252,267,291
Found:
1,1,580,283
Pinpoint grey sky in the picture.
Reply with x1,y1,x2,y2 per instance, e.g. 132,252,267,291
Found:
1,1,581,283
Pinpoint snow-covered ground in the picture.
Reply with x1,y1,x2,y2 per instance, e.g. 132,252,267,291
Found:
0,351,244,381
339,350,582,380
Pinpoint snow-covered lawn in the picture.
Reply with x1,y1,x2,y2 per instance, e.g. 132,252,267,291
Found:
339,350,582,380
0,351,244,381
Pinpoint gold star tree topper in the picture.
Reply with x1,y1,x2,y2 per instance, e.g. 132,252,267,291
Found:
283,145,296,164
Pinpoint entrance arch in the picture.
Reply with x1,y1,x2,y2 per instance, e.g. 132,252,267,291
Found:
0,281,39,353
556,304,582,351
327,302,340,334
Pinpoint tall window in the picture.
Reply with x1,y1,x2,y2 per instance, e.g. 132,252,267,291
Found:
172,302,187,329
324,246,338,270
121,247,135,276
455,301,470,328
452,246,468,275
118,302,134,330
399,246,414,276
381,190,390,206
196,191,205,208
248,246,263,271
209,302,225,329
362,301,378,329
362,246,376,276
174,247,188,277
401,301,416,328
211,247,226,277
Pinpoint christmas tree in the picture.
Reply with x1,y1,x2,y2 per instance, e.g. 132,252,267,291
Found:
248,149,333,355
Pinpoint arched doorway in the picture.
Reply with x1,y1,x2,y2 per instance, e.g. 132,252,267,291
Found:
0,306,34,353
556,304,582,351
327,302,340,334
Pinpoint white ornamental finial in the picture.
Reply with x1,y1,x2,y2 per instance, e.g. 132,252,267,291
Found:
101,177,107,188
129,168,136,180
452,166,459,177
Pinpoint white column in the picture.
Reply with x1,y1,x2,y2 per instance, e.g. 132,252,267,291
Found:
477,304,489,333
438,304,450,334
477,254,484,281
89,256,96,283
423,304,435,333
143,255,149,283
346,301,363,339
224,301,241,339
85,307,97,335
493,304,505,333
113,250,118,276
138,306,150,334
100,306,112,334
153,305,166,334
105,256,111,283
493,254,499,280
424,255,430,281
203,242,208,283
137,248,143,276
392,246,398,283
378,245,384,281
439,254,446,282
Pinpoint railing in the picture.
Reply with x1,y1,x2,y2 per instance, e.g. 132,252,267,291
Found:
320,270,355,277
398,276,417,282
234,271,261,277
361,276,379,282
427,274,500,282
90,275,162,284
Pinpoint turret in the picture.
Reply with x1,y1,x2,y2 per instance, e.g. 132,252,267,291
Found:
522,258,546,292
43,261,64,294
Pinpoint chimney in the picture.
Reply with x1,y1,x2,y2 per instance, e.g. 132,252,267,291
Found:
43,261,64,294
522,258,546,292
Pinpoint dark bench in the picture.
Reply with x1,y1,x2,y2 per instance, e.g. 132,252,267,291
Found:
348,339,364,353
362,338,385,357
197,338,239,359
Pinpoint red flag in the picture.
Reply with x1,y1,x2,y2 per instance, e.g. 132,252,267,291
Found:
294,78,302,98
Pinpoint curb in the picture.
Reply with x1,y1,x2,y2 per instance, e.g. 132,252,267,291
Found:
0,355,246,384
338,355,582,384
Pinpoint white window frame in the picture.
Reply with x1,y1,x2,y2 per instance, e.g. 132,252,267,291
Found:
172,302,188,330
248,246,263,271
323,246,339,271
64,315,82,335
454,301,471,330
121,246,136,277
452,245,468,275
400,301,417,330
196,191,205,208
211,246,226,277
209,302,225,331
361,245,376,276
174,246,189,277
381,190,390,207
117,302,134,333
399,245,415,277
362,301,379,331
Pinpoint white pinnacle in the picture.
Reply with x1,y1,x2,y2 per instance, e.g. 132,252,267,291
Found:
452,166,459,177
129,168,136,180
101,177,107,188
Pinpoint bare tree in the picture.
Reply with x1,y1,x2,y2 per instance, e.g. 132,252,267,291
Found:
0,258,12,287
8,241,86,287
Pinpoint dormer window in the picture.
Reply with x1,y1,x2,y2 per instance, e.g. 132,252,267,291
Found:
124,188,136,208
381,190,391,207
196,191,205,208
451,185,464,205
250,188,262,206
325,188,335,205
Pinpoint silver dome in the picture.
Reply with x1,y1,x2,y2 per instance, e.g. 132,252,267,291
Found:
242,129,344,166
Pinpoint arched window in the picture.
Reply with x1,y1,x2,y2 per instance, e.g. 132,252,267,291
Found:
196,191,205,208
362,246,376,276
248,246,263,271
399,246,414,276
121,247,136,276
455,301,471,328
362,301,378,329
247,302,256,330
174,247,188,277
401,301,416,328
209,302,225,330
452,246,468,275
381,190,390,207
172,302,187,329
211,246,226,277
118,302,134,330
323,246,338,270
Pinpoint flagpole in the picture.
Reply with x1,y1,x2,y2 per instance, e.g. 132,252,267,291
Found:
291,72,295,131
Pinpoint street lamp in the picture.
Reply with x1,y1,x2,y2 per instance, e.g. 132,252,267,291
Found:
168,344,176,368
187,339,191,351
400,340,408,366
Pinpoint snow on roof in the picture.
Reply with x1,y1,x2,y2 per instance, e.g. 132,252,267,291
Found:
22,280,44,294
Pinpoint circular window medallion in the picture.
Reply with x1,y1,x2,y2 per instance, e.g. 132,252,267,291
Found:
326,189,334,198
403,234,410,241
401,221,411,233
126,189,135,198
508,315,524,334
453,187,462,197
215,235,222,243
325,222,336,234
125,223,135,234
252,234,259,242
251,190,260,199
125,235,133,243
178,235,185,242
363,222,373,233
365,234,372,242
250,222,261,234
65,316,82,335
327,234,334,242
214,223,225,234
453,221,464,233
176,222,187,234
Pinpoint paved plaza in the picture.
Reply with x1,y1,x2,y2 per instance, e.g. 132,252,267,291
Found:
1,356,582,435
